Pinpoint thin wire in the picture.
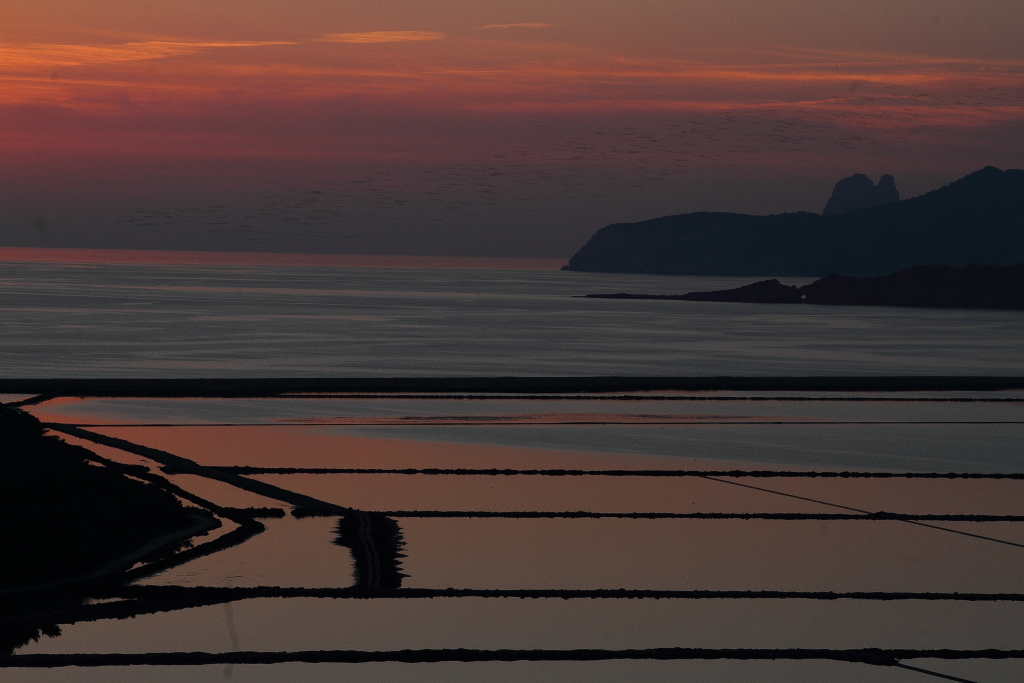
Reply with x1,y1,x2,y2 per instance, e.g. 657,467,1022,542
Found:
893,661,981,683
700,476,1024,549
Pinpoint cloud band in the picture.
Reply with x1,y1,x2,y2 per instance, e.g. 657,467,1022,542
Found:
319,31,445,44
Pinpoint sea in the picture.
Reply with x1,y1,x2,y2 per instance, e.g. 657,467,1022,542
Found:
1,248,1022,378
4,248,1024,683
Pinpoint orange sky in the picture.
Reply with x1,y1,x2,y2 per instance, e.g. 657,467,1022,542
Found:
1,1,1022,257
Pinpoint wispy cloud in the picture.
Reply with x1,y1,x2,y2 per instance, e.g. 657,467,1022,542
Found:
318,31,445,44
0,40,292,69
2,39,1021,137
474,23,554,30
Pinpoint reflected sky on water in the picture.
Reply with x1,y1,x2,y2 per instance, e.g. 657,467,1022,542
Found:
3,260,1023,377
10,395,1024,682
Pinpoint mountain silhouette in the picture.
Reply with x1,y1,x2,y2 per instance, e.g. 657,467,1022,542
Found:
822,174,899,215
564,167,1024,276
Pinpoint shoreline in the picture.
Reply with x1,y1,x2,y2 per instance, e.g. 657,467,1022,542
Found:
0,247,566,271
0,513,218,598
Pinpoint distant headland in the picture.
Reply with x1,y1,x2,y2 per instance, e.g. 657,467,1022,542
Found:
822,173,899,216
564,167,1024,277
585,263,1024,310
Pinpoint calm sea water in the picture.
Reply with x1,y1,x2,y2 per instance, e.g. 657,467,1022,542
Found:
6,255,1024,683
1,257,1022,377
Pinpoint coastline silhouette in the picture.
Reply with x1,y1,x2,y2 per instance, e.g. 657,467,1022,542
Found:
586,263,1024,310
565,167,1024,276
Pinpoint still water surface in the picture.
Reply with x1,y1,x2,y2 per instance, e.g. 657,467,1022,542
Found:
5,255,1024,681
10,395,1024,682
3,258,1023,376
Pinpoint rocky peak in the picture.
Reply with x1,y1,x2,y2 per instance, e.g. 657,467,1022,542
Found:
822,173,900,215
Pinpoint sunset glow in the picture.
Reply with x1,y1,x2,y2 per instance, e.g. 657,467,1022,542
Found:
1,0,1022,257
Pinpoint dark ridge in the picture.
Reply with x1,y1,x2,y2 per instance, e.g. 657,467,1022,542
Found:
0,406,201,654
2,417,266,590
564,166,1024,276
291,507,338,518
4,394,58,408
822,173,899,216
120,519,264,584
51,420,1024,427
5,376,1024,395
678,278,801,303
590,263,1024,310
45,424,351,516
3,647,1021,667
215,467,1024,478
587,279,803,304
0,407,196,592
47,394,1017,402
108,584,1024,603
5,587,1020,646
369,511,1024,522
799,264,1024,308
222,507,286,518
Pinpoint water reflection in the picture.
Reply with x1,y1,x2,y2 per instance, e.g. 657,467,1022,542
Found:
6,395,1024,683
396,518,1024,593
76,422,1024,473
24,394,1024,426
135,517,352,589
3,262,1024,377
16,597,1024,654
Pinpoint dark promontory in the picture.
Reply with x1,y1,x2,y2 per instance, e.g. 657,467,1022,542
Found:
822,173,899,215
586,263,1024,310
564,167,1024,277
0,405,207,652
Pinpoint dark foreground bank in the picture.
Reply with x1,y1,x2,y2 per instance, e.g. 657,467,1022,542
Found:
0,406,199,652
587,264,1024,310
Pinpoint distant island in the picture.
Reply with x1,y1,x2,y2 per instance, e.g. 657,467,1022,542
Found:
585,263,1024,310
564,167,1024,277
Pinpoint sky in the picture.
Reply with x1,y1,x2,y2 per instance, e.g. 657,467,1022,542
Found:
1,0,1022,257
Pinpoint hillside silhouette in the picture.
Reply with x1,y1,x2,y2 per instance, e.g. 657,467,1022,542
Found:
586,264,1024,310
822,173,899,215
564,167,1024,276
1,406,197,592
1,405,199,653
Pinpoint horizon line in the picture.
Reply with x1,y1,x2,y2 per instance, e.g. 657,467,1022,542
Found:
0,247,568,270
